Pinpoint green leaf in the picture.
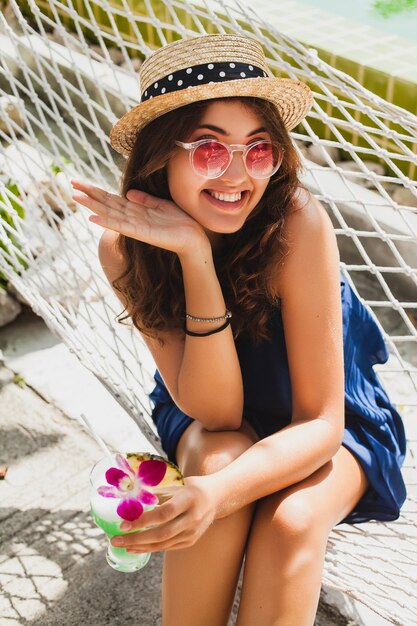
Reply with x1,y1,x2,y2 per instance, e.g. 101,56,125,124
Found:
50,156,72,175
0,180,27,282
372,0,417,18
0,181,25,220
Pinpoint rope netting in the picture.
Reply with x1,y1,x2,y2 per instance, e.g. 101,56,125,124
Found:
0,1,416,623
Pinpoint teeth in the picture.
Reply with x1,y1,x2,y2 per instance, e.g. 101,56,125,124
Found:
209,190,242,202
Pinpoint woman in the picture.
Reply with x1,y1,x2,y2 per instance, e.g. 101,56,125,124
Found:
72,33,406,626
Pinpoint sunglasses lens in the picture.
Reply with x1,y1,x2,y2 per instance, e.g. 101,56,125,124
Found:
246,142,282,178
193,141,230,177
191,140,283,179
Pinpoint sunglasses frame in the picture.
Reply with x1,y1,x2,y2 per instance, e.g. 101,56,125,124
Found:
174,138,283,179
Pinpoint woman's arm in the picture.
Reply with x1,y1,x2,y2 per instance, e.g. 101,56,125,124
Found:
82,181,243,430
205,191,345,517
203,415,341,520
174,244,244,429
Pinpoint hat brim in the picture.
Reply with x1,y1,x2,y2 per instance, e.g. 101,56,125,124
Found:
109,77,313,156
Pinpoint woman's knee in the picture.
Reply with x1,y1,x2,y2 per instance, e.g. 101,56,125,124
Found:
258,490,326,541
176,419,258,477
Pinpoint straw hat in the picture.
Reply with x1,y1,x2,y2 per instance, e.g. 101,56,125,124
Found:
110,33,313,156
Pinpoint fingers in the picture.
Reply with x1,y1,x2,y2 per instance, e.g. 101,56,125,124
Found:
71,180,148,235
112,482,215,553
126,539,192,553
71,181,167,235
113,515,189,553
71,180,126,211
121,498,180,533
113,498,195,552
72,183,127,230
72,192,126,231
126,188,164,211
71,180,163,213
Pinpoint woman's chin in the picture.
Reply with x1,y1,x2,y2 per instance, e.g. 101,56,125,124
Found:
203,223,242,238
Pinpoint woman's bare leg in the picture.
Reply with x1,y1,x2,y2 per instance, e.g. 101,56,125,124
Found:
236,445,369,626
162,420,259,626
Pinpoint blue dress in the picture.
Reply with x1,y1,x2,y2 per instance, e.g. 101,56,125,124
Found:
149,271,407,525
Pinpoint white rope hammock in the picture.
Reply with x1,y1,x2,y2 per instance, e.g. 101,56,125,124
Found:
0,1,416,623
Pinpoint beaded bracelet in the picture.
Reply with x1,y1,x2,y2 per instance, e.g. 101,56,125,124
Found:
185,309,232,323
184,318,230,337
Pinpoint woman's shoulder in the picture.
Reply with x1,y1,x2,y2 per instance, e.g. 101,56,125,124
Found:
98,228,120,256
269,187,337,298
98,229,126,283
285,187,332,233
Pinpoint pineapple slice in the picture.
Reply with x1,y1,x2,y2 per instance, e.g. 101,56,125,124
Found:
126,452,184,504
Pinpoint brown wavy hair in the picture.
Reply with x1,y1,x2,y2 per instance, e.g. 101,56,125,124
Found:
113,97,303,345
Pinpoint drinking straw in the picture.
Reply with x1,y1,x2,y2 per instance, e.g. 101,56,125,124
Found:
78,412,114,458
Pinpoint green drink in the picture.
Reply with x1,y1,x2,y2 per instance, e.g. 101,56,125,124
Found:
90,453,184,573
91,506,151,572
90,456,152,573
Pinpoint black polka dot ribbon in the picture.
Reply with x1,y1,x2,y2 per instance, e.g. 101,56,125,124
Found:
142,61,267,101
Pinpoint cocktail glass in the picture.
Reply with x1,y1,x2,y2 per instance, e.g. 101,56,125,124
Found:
90,455,152,573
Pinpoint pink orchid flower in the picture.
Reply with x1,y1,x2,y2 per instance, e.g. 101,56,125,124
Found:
97,453,167,521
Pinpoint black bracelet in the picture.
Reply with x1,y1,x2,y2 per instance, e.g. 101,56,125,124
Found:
184,318,230,337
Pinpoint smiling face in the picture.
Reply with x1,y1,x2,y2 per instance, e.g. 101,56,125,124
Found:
166,99,272,249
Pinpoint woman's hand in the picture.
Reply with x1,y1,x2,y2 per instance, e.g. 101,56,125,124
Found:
110,475,217,553
71,180,208,257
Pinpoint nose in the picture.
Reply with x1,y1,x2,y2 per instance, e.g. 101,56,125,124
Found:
221,149,248,182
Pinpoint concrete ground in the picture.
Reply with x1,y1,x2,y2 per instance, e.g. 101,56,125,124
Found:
0,307,389,626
